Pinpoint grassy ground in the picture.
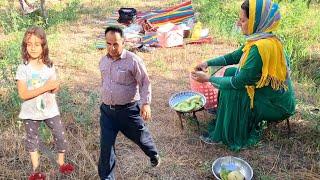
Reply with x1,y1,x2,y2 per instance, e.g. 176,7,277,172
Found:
0,0,319,179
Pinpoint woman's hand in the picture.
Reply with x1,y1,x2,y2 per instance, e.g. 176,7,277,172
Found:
191,71,210,83
194,62,208,72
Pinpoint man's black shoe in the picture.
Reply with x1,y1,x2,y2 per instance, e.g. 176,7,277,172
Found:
150,154,160,167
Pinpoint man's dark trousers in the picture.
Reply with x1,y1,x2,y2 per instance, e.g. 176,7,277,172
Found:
98,102,158,180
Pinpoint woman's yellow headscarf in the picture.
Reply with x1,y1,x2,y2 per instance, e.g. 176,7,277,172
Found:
239,0,288,108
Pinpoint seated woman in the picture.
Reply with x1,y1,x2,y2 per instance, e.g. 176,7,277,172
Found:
191,0,296,151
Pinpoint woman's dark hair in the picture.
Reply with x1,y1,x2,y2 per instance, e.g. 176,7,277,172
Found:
105,26,123,37
241,0,249,18
22,26,52,67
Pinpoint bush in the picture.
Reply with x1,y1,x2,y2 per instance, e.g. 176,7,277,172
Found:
0,36,22,87
0,0,81,34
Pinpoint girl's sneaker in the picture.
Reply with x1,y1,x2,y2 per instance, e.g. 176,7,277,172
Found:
29,172,46,180
59,163,74,175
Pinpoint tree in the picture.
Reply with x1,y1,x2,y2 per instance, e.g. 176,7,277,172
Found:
19,0,48,24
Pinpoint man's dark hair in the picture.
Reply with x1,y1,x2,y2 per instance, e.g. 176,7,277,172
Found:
104,26,123,37
241,0,249,18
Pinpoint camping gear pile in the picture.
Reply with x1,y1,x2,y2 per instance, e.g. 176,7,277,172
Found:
96,1,212,51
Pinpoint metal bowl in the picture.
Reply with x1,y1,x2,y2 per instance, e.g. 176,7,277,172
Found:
212,156,253,180
169,91,206,113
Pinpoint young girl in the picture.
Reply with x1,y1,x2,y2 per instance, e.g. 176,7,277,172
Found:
15,26,74,179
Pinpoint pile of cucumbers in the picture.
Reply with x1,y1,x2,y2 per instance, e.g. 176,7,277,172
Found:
173,95,203,112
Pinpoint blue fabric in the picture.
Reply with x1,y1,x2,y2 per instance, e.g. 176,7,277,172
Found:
98,102,158,179
246,0,281,41
253,1,262,32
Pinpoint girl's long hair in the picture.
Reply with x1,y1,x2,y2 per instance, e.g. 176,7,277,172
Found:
21,26,52,67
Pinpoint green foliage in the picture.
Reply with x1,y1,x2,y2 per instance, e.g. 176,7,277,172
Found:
194,0,244,43
0,8,47,34
0,35,22,128
0,36,22,87
277,0,320,82
64,51,85,68
258,175,276,180
0,0,81,34
58,86,99,126
0,89,21,128
47,0,81,27
153,59,169,72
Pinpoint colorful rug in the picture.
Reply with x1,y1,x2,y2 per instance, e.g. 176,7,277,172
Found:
96,1,195,49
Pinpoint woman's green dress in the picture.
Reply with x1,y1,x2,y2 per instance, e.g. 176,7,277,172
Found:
207,45,296,151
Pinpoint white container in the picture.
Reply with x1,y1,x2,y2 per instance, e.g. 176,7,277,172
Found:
157,23,184,48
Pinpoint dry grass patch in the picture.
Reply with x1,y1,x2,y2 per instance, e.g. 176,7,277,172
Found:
0,0,319,179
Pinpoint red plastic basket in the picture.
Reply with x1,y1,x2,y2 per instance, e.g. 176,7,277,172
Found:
189,67,226,109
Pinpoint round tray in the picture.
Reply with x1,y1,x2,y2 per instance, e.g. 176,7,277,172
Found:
169,91,206,113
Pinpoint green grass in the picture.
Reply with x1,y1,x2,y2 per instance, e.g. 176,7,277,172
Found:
259,175,276,180
153,59,169,72
0,37,21,86
58,86,99,126
0,0,81,34
46,0,80,27
0,34,23,129
0,88,20,129
194,0,244,42
0,0,319,178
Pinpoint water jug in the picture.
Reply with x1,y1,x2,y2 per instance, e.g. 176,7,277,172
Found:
191,21,202,40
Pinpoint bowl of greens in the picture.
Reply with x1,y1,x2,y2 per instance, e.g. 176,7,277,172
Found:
212,156,253,180
169,91,206,113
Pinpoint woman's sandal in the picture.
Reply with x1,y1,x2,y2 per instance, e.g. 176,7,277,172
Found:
59,163,74,175
199,133,221,145
28,172,46,180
